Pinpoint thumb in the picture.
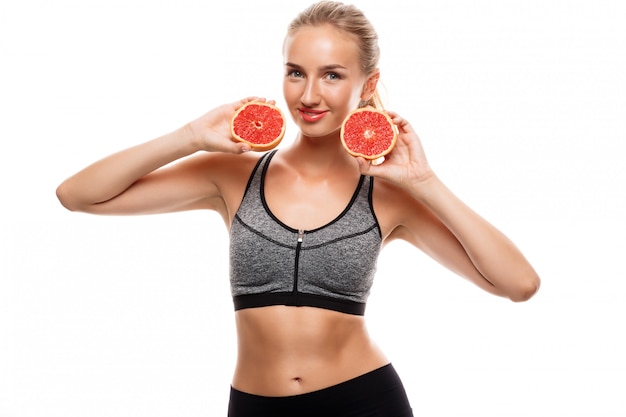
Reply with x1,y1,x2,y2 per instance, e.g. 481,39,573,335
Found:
234,142,252,154
356,157,372,174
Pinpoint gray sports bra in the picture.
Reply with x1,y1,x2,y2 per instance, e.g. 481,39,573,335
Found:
229,150,382,315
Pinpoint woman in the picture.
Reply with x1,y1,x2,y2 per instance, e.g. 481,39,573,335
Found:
56,1,540,416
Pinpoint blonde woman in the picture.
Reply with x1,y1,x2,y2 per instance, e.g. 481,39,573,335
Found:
57,2,540,415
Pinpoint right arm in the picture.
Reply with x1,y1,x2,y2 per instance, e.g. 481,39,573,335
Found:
56,97,259,215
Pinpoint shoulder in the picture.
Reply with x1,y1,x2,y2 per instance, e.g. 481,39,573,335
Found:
189,150,268,221
190,149,266,180
164,150,264,196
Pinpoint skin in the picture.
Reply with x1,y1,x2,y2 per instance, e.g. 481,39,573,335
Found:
56,24,540,396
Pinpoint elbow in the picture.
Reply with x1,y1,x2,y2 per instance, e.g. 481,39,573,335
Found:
56,182,80,212
508,273,541,303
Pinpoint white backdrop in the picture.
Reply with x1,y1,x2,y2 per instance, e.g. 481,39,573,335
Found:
1,1,625,416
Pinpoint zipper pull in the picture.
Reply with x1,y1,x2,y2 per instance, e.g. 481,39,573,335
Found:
297,229,304,243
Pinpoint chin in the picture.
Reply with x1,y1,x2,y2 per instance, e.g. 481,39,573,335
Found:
299,125,341,139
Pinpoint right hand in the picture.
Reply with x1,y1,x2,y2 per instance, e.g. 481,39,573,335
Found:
185,97,275,154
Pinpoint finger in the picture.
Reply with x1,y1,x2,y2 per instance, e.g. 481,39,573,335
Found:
232,97,258,111
391,114,416,135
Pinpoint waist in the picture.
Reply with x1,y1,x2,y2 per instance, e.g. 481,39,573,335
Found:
232,305,388,396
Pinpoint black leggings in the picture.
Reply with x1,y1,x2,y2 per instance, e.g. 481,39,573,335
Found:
227,363,413,417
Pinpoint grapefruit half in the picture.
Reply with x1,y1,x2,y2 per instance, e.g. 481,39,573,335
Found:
231,102,286,151
340,107,398,161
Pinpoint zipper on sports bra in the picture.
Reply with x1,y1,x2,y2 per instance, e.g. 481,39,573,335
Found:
293,229,305,295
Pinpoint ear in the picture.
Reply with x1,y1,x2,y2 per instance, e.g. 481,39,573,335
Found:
361,70,380,101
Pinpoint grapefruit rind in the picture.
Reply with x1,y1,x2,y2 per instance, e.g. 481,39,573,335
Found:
230,102,286,151
340,107,398,160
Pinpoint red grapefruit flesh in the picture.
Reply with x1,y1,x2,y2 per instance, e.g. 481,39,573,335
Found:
340,107,398,160
231,102,286,151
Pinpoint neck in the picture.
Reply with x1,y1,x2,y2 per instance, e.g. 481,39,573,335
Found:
284,131,358,174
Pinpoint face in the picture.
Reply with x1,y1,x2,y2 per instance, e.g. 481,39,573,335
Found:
282,24,377,139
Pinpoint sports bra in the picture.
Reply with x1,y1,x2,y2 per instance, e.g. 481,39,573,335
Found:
229,150,382,315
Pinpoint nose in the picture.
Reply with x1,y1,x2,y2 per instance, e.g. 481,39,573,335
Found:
301,79,321,107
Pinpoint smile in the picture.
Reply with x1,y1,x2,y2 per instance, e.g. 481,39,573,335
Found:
298,108,328,123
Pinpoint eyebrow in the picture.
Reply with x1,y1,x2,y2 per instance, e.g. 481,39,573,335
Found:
285,62,348,71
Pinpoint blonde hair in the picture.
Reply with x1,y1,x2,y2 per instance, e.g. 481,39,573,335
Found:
286,1,384,109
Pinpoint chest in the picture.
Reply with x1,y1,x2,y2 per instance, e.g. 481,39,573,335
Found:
264,171,361,231
229,166,382,309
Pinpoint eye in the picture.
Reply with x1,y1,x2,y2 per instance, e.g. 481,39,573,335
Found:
325,72,341,81
287,69,304,79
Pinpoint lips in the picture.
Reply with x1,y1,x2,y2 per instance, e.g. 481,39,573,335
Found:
298,108,328,123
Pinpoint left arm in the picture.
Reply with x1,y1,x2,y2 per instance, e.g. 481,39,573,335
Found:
360,112,540,301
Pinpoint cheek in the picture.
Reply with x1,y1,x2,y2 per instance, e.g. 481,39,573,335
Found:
337,79,366,104
282,80,291,100
282,80,299,105
282,81,302,123
332,84,363,111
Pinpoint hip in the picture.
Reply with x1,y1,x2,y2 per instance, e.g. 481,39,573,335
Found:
228,363,413,417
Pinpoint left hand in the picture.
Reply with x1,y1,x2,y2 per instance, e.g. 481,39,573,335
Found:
355,111,434,189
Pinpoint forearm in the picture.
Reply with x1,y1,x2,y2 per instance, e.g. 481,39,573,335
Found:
56,125,198,211
411,174,540,301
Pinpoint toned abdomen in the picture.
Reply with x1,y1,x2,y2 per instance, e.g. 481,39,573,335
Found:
231,305,389,396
